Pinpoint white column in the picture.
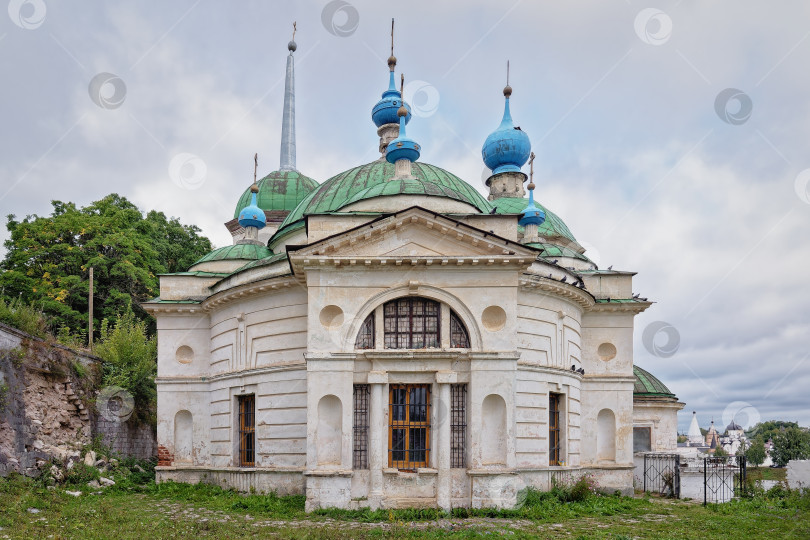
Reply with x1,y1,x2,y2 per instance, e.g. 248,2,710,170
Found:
368,371,387,509
436,370,457,511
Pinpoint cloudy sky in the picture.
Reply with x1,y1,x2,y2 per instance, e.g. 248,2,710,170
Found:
2,1,809,432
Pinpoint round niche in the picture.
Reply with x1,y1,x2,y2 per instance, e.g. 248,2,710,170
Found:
319,305,345,329
481,306,507,332
597,342,617,362
176,345,194,364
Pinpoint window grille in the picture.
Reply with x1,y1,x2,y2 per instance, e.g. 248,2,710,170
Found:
237,394,255,467
384,297,440,349
355,313,375,349
450,384,467,468
549,393,561,466
449,311,470,348
389,384,431,469
353,384,370,469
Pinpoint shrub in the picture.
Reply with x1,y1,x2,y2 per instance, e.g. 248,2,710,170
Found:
93,311,157,424
0,296,49,338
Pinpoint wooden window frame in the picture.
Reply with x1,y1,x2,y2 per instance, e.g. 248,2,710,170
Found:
237,394,255,467
383,297,440,349
353,384,370,469
450,384,467,468
388,384,431,469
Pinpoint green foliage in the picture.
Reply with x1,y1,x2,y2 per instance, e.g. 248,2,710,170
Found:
57,325,88,351
2,346,26,369
714,446,728,457
746,439,767,467
0,296,48,338
0,194,212,337
63,463,100,486
748,420,801,442
0,381,8,413
771,426,810,467
93,312,157,423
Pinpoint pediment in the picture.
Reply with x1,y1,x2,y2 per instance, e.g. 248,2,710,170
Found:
288,207,538,261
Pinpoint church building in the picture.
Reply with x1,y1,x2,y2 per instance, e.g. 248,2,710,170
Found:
145,26,683,510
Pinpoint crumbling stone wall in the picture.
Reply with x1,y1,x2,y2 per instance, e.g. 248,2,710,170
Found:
0,323,156,476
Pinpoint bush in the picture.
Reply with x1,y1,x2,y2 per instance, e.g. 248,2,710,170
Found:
93,311,157,424
0,296,49,338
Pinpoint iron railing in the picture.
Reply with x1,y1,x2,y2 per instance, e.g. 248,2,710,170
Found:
703,455,746,505
642,453,681,498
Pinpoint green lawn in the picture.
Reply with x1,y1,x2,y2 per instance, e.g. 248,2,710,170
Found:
1,473,808,539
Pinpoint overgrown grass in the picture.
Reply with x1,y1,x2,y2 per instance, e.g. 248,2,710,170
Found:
1,472,810,539
0,296,49,338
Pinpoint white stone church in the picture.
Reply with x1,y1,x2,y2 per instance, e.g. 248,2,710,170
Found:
145,30,683,510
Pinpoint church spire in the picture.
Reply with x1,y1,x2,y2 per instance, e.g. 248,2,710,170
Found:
279,22,297,172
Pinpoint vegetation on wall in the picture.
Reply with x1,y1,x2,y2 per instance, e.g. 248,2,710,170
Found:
93,312,157,424
0,194,212,337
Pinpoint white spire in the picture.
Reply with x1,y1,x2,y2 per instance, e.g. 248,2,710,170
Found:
279,24,297,171
687,411,703,444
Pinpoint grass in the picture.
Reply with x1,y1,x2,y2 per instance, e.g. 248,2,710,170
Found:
0,468,809,539
746,466,787,483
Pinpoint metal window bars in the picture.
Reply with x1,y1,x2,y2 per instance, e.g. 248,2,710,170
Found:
450,384,467,468
549,393,561,466
353,384,370,469
355,313,375,349
237,394,255,467
449,311,470,348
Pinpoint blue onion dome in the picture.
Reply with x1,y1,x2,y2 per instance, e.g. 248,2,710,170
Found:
482,85,531,175
238,184,267,229
519,174,545,227
372,58,412,128
386,102,420,163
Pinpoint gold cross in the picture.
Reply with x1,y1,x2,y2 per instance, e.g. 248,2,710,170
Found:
292,21,296,42
253,153,258,183
528,152,535,181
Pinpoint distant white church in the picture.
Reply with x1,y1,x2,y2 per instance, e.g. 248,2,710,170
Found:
145,28,683,510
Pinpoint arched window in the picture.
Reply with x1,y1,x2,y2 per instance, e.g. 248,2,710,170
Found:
384,297,440,349
354,297,472,350
355,313,374,349
450,311,470,348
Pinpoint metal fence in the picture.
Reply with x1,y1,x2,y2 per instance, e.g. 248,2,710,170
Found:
703,455,746,505
642,453,681,498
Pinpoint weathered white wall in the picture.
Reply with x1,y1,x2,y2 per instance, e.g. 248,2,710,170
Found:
788,460,810,490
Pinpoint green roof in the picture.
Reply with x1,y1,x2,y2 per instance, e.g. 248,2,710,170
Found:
491,197,577,243
277,160,492,234
633,365,676,398
233,170,319,219
193,243,273,265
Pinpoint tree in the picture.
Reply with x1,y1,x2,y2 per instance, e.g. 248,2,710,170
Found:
771,427,810,467
748,420,800,443
0,194,212,336
714,446,728,457
746,438,767,467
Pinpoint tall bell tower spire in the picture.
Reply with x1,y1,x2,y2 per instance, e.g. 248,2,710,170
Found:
279,22,297,171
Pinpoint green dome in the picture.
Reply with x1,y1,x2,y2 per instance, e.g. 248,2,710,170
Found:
277,160,492,234
193,243,272,265
233,170,318,219
633,365,676,398
491,197,577,244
